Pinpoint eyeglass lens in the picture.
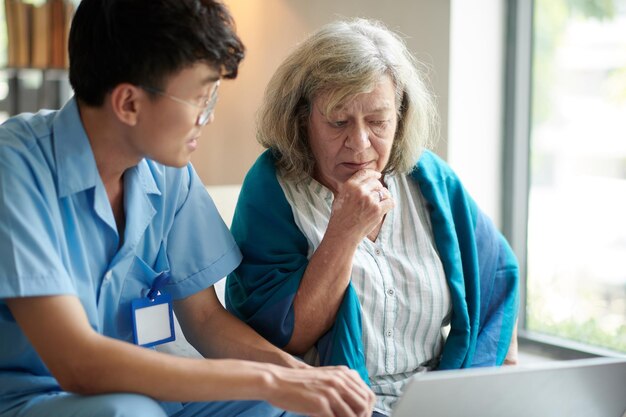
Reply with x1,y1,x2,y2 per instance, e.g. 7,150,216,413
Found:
197,82,220,126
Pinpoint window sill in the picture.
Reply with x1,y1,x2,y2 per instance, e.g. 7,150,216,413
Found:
518,330,626,364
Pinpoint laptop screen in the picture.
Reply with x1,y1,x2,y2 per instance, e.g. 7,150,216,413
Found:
392,357,626,417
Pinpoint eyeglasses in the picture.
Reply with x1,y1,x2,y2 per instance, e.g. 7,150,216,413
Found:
141,80,220,126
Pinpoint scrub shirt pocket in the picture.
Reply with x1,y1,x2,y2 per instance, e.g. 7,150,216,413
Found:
117,245,171,342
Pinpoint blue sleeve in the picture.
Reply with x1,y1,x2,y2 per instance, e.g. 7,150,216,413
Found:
162,164,242,300
225,151,309,347
0,145,75,299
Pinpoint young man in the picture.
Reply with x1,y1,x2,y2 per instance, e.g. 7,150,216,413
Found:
0,1,375,416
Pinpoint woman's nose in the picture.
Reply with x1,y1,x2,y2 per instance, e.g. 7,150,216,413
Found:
344,123,370,150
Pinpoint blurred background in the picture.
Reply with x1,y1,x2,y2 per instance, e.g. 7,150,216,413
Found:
1,0,625,358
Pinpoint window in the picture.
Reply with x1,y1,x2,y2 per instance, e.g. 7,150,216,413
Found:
523,0,626,353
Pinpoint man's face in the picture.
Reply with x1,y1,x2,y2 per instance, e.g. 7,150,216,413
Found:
133,63,221,168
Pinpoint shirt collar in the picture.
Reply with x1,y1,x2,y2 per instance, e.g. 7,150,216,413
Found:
53,98,100,198
52,98,161,198
127,159,161,197
302,175,334,203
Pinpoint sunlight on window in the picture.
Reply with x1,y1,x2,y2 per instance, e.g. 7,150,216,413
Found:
527,0,626,352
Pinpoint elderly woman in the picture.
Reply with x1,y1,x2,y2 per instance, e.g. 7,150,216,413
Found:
226,19,519,416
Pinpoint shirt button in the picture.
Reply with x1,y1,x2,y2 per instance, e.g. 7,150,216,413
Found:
386,330,393,337
104,270,112,281
375,248,382,256
387,289,394,296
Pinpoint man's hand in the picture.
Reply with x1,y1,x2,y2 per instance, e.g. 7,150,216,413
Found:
7,294,374,414
263,365,376,417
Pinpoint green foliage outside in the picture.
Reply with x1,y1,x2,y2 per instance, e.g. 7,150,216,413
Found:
527,275,626,353
532,0,620,125
607,67,626,103
529,0,626,354
527,311,626,353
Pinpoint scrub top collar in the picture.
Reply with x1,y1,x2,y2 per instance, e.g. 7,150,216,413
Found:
52,97,161,199
52,98,100,198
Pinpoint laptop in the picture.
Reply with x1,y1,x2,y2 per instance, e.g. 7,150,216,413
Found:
392,357,626,417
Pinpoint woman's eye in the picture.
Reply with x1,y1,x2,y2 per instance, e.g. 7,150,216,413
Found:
370,120,388,128
330,120,347,128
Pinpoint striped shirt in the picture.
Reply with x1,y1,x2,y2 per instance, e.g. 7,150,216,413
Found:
277,172,452,415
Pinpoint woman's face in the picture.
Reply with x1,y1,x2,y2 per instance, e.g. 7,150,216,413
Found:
307,74,398,193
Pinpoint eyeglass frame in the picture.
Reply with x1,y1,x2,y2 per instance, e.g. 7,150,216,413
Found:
141,80,220,126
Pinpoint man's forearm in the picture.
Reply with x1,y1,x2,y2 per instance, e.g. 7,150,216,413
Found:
8,291,373,416
173,287,306,369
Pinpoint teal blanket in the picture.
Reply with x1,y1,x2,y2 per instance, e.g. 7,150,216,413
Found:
226,150,519,383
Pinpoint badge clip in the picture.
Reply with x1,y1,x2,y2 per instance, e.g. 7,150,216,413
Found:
131,271,176,347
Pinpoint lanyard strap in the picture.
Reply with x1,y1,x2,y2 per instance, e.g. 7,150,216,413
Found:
147,271,171,300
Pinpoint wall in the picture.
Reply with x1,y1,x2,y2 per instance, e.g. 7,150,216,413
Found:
192,0,451,185
448,0,506,225
1,0,506,223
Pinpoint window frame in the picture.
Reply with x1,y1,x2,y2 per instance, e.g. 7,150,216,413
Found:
503,0,626,360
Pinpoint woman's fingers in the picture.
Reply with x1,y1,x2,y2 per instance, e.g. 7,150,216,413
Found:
329,169,394,240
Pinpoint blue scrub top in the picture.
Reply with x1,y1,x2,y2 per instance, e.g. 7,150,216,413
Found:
0,98,242,408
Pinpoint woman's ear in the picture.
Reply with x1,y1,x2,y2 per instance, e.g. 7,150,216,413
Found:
109,83,143,126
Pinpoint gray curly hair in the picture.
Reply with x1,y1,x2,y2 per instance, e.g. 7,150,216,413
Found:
257,18,439,180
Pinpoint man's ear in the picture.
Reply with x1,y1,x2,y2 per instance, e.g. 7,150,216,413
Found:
109,83,143,126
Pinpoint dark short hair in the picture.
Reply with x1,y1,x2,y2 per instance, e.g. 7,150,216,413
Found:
68,0,245,106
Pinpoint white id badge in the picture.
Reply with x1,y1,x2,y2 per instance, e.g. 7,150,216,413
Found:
131,292,176,347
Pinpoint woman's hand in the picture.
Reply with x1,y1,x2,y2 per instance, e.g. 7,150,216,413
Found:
326,169,395,244
504,323,519,365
